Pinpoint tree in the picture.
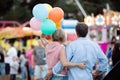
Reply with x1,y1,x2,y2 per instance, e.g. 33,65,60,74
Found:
0,0,13,17
0,0,59,23
0,0,119,23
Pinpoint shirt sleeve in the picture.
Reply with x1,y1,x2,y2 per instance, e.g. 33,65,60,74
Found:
96,43,108,72
52,61,64,75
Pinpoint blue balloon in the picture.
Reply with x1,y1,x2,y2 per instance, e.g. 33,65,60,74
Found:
40,19,56,35
32,4,48,20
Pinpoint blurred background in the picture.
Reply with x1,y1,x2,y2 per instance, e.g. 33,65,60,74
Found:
0,0,120,23
0,1,120,80
0,0,120,53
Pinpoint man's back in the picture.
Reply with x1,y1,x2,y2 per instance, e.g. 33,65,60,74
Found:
66,38,108,80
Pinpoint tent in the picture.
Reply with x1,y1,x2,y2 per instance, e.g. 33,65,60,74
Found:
0,27,42,39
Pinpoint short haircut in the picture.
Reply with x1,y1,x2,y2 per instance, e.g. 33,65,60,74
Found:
9,42,14,46
75,23,88,37
52,29,66,42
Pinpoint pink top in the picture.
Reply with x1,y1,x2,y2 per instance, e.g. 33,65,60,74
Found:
45,42,67,75
26,49,35,67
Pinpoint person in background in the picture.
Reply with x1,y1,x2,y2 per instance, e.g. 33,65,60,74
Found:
0,45,5,80
45,29,86,80
53,23,108,80
19,49,27,80
7,42,18,62
5,52,10,80
26,45,35,80
33,39,46,80
111,40,120,66
10,56,19,80
107,36,117,59
103,40,120,80
106,36,117,71
5,42,18,80
17,49,21,76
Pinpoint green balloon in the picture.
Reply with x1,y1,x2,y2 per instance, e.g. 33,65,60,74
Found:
40,19,56,35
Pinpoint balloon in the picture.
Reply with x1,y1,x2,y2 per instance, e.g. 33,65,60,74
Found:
55,22,61,29
44,3,52,12
40,19,56,35
30,17,42,30
32,4,48,20
48,7,64,22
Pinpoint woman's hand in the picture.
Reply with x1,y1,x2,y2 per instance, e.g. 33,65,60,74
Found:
77,62,86,69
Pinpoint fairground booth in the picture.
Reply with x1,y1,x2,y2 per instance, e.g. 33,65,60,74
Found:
0,21,42,51
84,9,120,54
62,9,120,54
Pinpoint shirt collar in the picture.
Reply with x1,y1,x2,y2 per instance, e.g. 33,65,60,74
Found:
78,37,87,40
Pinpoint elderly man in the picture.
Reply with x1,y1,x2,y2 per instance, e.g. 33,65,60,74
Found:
53,23,108,80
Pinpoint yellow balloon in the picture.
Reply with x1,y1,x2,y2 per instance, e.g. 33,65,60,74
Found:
55,22,61,29
44,3,52,12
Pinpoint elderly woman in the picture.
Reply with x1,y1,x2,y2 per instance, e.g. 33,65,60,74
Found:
45,29,85,80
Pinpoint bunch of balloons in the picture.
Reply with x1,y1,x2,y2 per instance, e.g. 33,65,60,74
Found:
30,3,64,35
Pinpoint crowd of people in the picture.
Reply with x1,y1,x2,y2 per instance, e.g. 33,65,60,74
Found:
0,23,120,80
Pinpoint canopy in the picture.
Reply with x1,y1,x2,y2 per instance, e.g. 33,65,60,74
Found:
0,27,42,39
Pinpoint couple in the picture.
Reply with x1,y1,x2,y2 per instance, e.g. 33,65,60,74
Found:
45,23,108,80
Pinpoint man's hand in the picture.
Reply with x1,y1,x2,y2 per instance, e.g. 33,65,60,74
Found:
77,62,86,69
45,71,53,80
92,70,102,77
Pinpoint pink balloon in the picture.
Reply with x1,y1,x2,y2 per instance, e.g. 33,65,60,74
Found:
30,17,42,30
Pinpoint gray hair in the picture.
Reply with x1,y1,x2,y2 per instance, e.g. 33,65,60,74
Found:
52,29,66,42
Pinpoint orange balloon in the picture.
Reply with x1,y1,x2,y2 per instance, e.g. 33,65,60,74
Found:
48,7,64,22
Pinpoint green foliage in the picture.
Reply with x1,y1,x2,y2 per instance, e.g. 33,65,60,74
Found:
0,0,13,16
3,6,32,23
1,0,32,23
0,0,120,22
82,1,105,15
54,0,78,12
110,0,120,11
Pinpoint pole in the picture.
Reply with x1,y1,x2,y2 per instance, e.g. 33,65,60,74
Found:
74,0,87,17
